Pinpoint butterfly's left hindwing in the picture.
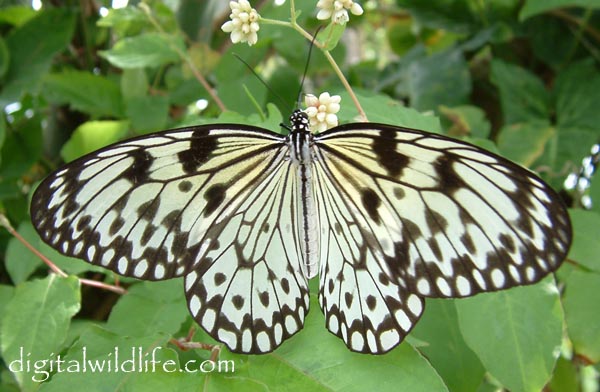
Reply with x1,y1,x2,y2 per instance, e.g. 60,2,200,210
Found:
314,124,571,300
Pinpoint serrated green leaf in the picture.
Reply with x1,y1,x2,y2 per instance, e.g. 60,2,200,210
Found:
490,59,550,125
520,0,600,20
568,209,600,272
497,121,554,166
42,70,124,118
563,270,600,363
60,120,129,162
0,8,76,107
456,279,563,392
1,275,80,391
106,280,188,337
99,32,184,69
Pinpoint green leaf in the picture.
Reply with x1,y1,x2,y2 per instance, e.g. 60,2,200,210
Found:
0,8,76,107
0,117,42,180
407,49,471,111
36,326,188,390
317,23,346,51
497,121,554,166
547,356,580,392
120,68,149,99
563,270,600,363
99,32,185,69
439,105,491,138
0,36,9,79
387,18,418,56
60,120,129,162
554,60,600,130
490,59,550,125
520,0,600,20
1,275,80,391
0,6,37,27
0,285,16,349
42,70,124,118
106,280,189,337
125,95,169,133
568,209,600,272
338,91,442,133
590,171,600,214
412,299,485,391
96,6,148,36
456,279,563,392
5,222,44,284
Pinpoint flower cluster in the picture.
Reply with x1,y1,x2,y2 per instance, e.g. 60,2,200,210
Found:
304,93,341,133
316,0,363,25
221,0,260,46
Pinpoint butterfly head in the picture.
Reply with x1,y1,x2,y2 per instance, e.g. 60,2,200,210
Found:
290,109,310,134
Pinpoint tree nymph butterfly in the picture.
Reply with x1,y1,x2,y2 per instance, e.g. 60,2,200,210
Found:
30,108,572,354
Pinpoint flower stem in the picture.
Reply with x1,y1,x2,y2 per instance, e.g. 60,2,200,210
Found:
262,0,368,121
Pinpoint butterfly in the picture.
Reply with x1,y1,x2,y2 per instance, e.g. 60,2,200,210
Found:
30,109,572,354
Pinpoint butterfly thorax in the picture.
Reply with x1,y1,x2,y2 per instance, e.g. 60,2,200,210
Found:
288,109,313,165
287,109,319,278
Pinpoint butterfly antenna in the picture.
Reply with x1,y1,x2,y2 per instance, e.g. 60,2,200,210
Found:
232,53,291,113
296,26,324,109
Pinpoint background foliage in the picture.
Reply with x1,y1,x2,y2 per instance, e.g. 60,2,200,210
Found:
1,0,599,391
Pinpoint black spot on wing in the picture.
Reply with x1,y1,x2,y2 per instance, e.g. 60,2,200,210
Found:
259,291,270,307
435,155,463,192
232,295,244,310
361,188,381,224
204,183,227,217
372,129,409,177
178,129,218,174
122,148,153,184
178,180,193,192
214,273,226,286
